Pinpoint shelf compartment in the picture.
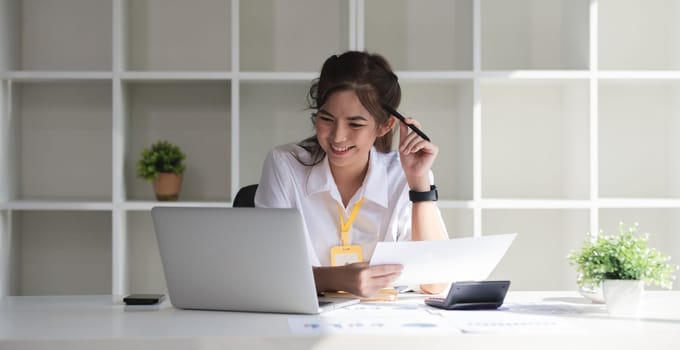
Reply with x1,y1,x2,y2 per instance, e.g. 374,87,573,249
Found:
120,72,232,82
0,201,113,211
481,79,590,199
438,200,474,209
15,81,113,201
599,0,680,70
15,210,112,295
238,72,318,81
598,198,680,209
124,81,231,201
483,209,590,291
599,80,680,198
122,201,230,211
399,80,473,200
240,0,349,72
1,80,16,202
13,0,112,71
239,81,311,187
0,210,18,295
440,208,473,239
479,70,590,80
481,0,589,70
478,199,590,209
2,71,114,81
125,0,231,71
364,0,473,71
127,211,167,294
599,208,680,290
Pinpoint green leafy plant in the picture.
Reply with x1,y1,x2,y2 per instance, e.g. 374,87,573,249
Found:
136,140,186,182
568,223,678,289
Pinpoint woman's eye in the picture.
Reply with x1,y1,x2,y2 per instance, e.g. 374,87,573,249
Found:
313,113,333,123
349,123,366,129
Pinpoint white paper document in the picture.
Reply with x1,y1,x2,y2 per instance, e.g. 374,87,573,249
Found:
443,309,577,334
369,233,516,285
288,316,457,335
288,303,460,335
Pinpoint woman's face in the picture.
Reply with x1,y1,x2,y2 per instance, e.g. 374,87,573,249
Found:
314,90,392,173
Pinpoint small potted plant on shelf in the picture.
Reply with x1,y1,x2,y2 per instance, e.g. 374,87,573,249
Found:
568,222,678,316
136,140,186,201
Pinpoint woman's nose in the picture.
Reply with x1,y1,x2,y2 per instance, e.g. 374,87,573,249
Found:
331,123,348,142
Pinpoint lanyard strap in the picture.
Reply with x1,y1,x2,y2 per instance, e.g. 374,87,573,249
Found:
336,197,365,246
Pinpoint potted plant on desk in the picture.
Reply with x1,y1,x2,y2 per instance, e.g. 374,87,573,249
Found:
568,222,678,316
136,140,186,201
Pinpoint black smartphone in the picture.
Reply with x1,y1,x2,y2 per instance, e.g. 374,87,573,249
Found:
424,280,510,310
123,294,165,305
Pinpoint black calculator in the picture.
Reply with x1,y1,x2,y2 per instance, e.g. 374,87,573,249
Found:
425,280,510,310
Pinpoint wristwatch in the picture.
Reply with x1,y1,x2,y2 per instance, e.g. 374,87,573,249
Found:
409,185,438,202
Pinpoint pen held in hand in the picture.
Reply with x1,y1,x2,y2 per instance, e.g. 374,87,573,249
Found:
383,105,431,142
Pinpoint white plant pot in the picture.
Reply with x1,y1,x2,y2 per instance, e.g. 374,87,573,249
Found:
578,281,604,304
602,279,644,317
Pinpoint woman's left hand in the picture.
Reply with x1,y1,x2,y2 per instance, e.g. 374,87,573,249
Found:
397,117,438,191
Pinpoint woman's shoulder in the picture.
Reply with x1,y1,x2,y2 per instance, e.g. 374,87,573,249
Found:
268,143,314,164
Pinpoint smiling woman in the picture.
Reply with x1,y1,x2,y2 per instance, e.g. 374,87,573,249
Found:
311,90,395,201
300,51,401,166
254,51,449,298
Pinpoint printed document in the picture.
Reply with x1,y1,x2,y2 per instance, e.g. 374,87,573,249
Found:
370,233,516,285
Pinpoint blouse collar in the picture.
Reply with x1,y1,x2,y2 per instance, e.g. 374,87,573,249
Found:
306,147,389,208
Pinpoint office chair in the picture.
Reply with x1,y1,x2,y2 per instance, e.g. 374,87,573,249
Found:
233,184,258,207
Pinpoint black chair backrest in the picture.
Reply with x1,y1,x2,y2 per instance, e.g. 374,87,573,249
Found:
233,184,258,207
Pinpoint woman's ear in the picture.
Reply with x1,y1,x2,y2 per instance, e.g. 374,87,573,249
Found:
377,117,397,137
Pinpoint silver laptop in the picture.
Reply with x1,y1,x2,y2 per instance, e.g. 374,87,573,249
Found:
151,207,359,314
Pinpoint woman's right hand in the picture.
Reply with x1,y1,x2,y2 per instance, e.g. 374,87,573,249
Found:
313,263,403,297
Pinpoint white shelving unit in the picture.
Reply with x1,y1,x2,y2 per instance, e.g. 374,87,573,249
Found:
1,0,680,298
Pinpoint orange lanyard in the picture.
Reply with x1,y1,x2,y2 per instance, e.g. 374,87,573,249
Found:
336,197,365,246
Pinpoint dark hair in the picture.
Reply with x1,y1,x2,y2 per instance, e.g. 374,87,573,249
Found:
297,51,401,166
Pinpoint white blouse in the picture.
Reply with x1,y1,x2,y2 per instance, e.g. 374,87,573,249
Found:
254,143,446,266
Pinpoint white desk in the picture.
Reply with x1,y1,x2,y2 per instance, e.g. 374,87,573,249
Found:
1,291,679,350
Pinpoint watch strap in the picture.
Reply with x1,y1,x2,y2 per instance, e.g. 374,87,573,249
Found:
409,185,438,202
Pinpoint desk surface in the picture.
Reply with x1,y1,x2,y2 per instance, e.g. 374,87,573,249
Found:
1,291,679,350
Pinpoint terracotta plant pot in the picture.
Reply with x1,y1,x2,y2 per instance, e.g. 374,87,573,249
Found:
152,173,183,201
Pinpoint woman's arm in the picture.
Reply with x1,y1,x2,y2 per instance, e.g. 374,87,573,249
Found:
396,117,449,294
313,263,403,297
254,148,293,208
411,201,448,294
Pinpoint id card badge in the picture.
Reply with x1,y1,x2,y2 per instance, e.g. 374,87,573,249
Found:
330,245,363,266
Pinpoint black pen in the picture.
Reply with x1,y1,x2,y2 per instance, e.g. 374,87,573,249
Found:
383,105,431,142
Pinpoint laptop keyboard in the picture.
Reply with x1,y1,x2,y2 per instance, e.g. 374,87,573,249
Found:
318,301,332,307
424,297,446,306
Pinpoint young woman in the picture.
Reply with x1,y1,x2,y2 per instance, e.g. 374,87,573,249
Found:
254,51,448,297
